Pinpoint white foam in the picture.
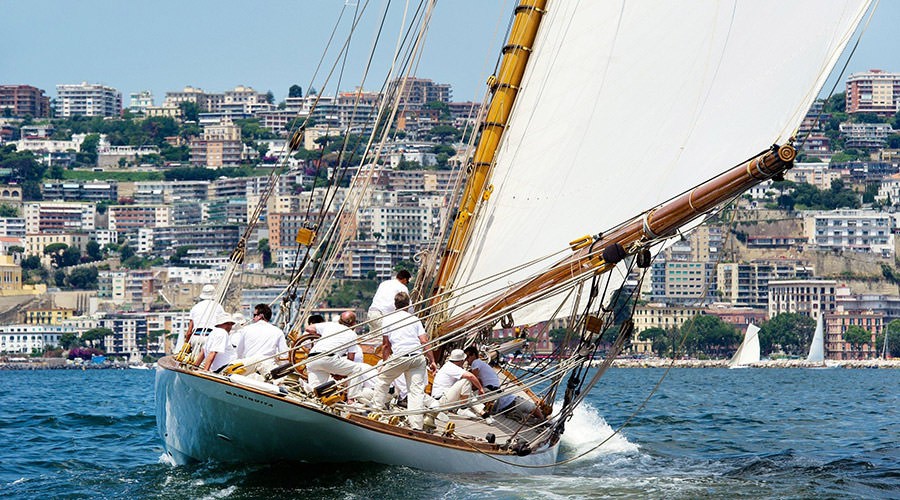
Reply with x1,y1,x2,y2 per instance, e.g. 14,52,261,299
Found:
158,452,178,467
557,401,639,460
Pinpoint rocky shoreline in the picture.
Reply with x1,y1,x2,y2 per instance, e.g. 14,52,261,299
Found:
605,358,900,369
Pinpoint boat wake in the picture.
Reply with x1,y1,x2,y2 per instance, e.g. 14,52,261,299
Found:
558,402,639,461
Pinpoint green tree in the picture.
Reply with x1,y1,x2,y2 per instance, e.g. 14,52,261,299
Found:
21,255,43,271
54,269,66,287
68,267,99,289
288,84,303,98
823,93,846,113
59,331,80,350
76,133,100,166
679,314,741,358
119,244,135,261
876,320,900,358
639,327,673,357
178,101,200,122
43,242,69,268
760,313,816,356
548,327,575,349
0,204,18,217
62,246,81,267
842,325,872,351
0,144,46,200
428,125,461,143
86,240,103,261
81,327,113,348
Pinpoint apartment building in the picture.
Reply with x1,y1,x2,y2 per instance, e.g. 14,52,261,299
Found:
845,69,900,117
805,209,894,257
189,120,243,167
108,204,172,237
767,279,838,319
717,261,813,308
24,201,95,234
128,91,154,114
0,85,50,118
0,324,69,354
55,82,122,118
42,181,118,203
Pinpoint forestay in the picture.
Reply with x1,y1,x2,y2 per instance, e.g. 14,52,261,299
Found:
450,0,871,324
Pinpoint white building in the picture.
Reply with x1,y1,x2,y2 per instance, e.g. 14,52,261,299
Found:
56,82,122,118
0,324,70,354
805,209,894,257
767,279,837,319
24,201,96,234
128,91,154,114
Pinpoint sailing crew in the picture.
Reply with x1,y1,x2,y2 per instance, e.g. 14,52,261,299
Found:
373,292,437,430
431,349,487,417
304,311,366,401
198,312,237,372
367,270,411,334
232,303,289,372
464,346,501,392
178,284,225,364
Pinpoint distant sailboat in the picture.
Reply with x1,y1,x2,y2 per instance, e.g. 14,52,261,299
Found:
807,313,825,363
729,323,760,369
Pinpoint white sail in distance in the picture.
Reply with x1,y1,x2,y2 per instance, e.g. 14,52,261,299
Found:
807,313,826,363
449,0,871,325
730,323,761,368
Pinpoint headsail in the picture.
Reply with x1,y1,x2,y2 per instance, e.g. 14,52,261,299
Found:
730,323,761,368
448,0,871,325
807,313,826,363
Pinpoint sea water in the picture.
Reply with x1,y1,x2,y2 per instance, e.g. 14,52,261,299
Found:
0,367,896,499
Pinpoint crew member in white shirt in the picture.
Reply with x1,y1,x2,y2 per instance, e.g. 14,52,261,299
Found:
233,304,289,373
198,312,237,372
366,270,411,334
305,311,366,400
373,292,437,430
431,349,486,416
177,284,225,365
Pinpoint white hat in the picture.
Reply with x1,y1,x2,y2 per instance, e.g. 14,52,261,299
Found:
232,312,247,327
199,284,215,300
214,312,235,326
448,349,466,362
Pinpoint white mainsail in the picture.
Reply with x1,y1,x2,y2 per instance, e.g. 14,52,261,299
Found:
449,0,871,324
730,323,761,368
807,312,826,362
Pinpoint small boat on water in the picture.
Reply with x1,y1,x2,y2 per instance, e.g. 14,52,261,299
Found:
807,313,840,369
729,324,761,369
155,0,874,473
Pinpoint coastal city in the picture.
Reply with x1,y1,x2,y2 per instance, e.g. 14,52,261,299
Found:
1,70,899,367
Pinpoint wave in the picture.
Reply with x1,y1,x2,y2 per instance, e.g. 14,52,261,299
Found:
557,401,639,461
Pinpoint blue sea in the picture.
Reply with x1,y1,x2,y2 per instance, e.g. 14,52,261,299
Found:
0,367,897,499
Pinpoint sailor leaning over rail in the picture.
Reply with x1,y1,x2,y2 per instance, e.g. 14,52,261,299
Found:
373,292,437,431
304,311,366,401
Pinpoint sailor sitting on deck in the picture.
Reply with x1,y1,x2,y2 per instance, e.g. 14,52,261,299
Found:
176,284,225,365
198,312,237,373
231,303,289,376
431,349,487,418
304,311,366,401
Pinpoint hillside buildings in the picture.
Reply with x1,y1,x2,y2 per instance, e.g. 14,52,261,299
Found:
55,82,122,118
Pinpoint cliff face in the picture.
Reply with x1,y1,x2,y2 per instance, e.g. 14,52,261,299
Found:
719,209,899,294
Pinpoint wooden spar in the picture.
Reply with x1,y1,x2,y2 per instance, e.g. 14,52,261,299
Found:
430,0,547,300
437,144,797,336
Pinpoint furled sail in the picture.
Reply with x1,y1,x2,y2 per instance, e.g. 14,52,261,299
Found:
807,313,826,362
449,0,871,324
730,323,761,368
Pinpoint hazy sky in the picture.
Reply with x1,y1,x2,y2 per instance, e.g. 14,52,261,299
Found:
2,0,898,105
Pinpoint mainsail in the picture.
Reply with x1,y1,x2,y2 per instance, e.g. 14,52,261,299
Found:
447,0,871,325
730,323,761,368
807,312,826,363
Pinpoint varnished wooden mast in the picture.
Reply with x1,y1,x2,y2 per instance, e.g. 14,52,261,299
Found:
437,144,797,336
430,0,547,301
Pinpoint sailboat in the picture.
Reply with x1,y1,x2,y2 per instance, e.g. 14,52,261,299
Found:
806,312,839,368
155,0,873,473
729,323,760,369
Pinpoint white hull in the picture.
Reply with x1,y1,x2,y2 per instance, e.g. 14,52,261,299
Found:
155,358,558,474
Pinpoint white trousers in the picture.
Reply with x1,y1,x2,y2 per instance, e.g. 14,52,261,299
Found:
436,379,485,414
307,355,366,400
373,354,426,430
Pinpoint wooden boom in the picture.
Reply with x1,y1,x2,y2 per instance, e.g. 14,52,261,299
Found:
437,144,797,336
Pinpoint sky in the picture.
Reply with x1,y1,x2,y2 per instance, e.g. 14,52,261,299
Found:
2,0,899,106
